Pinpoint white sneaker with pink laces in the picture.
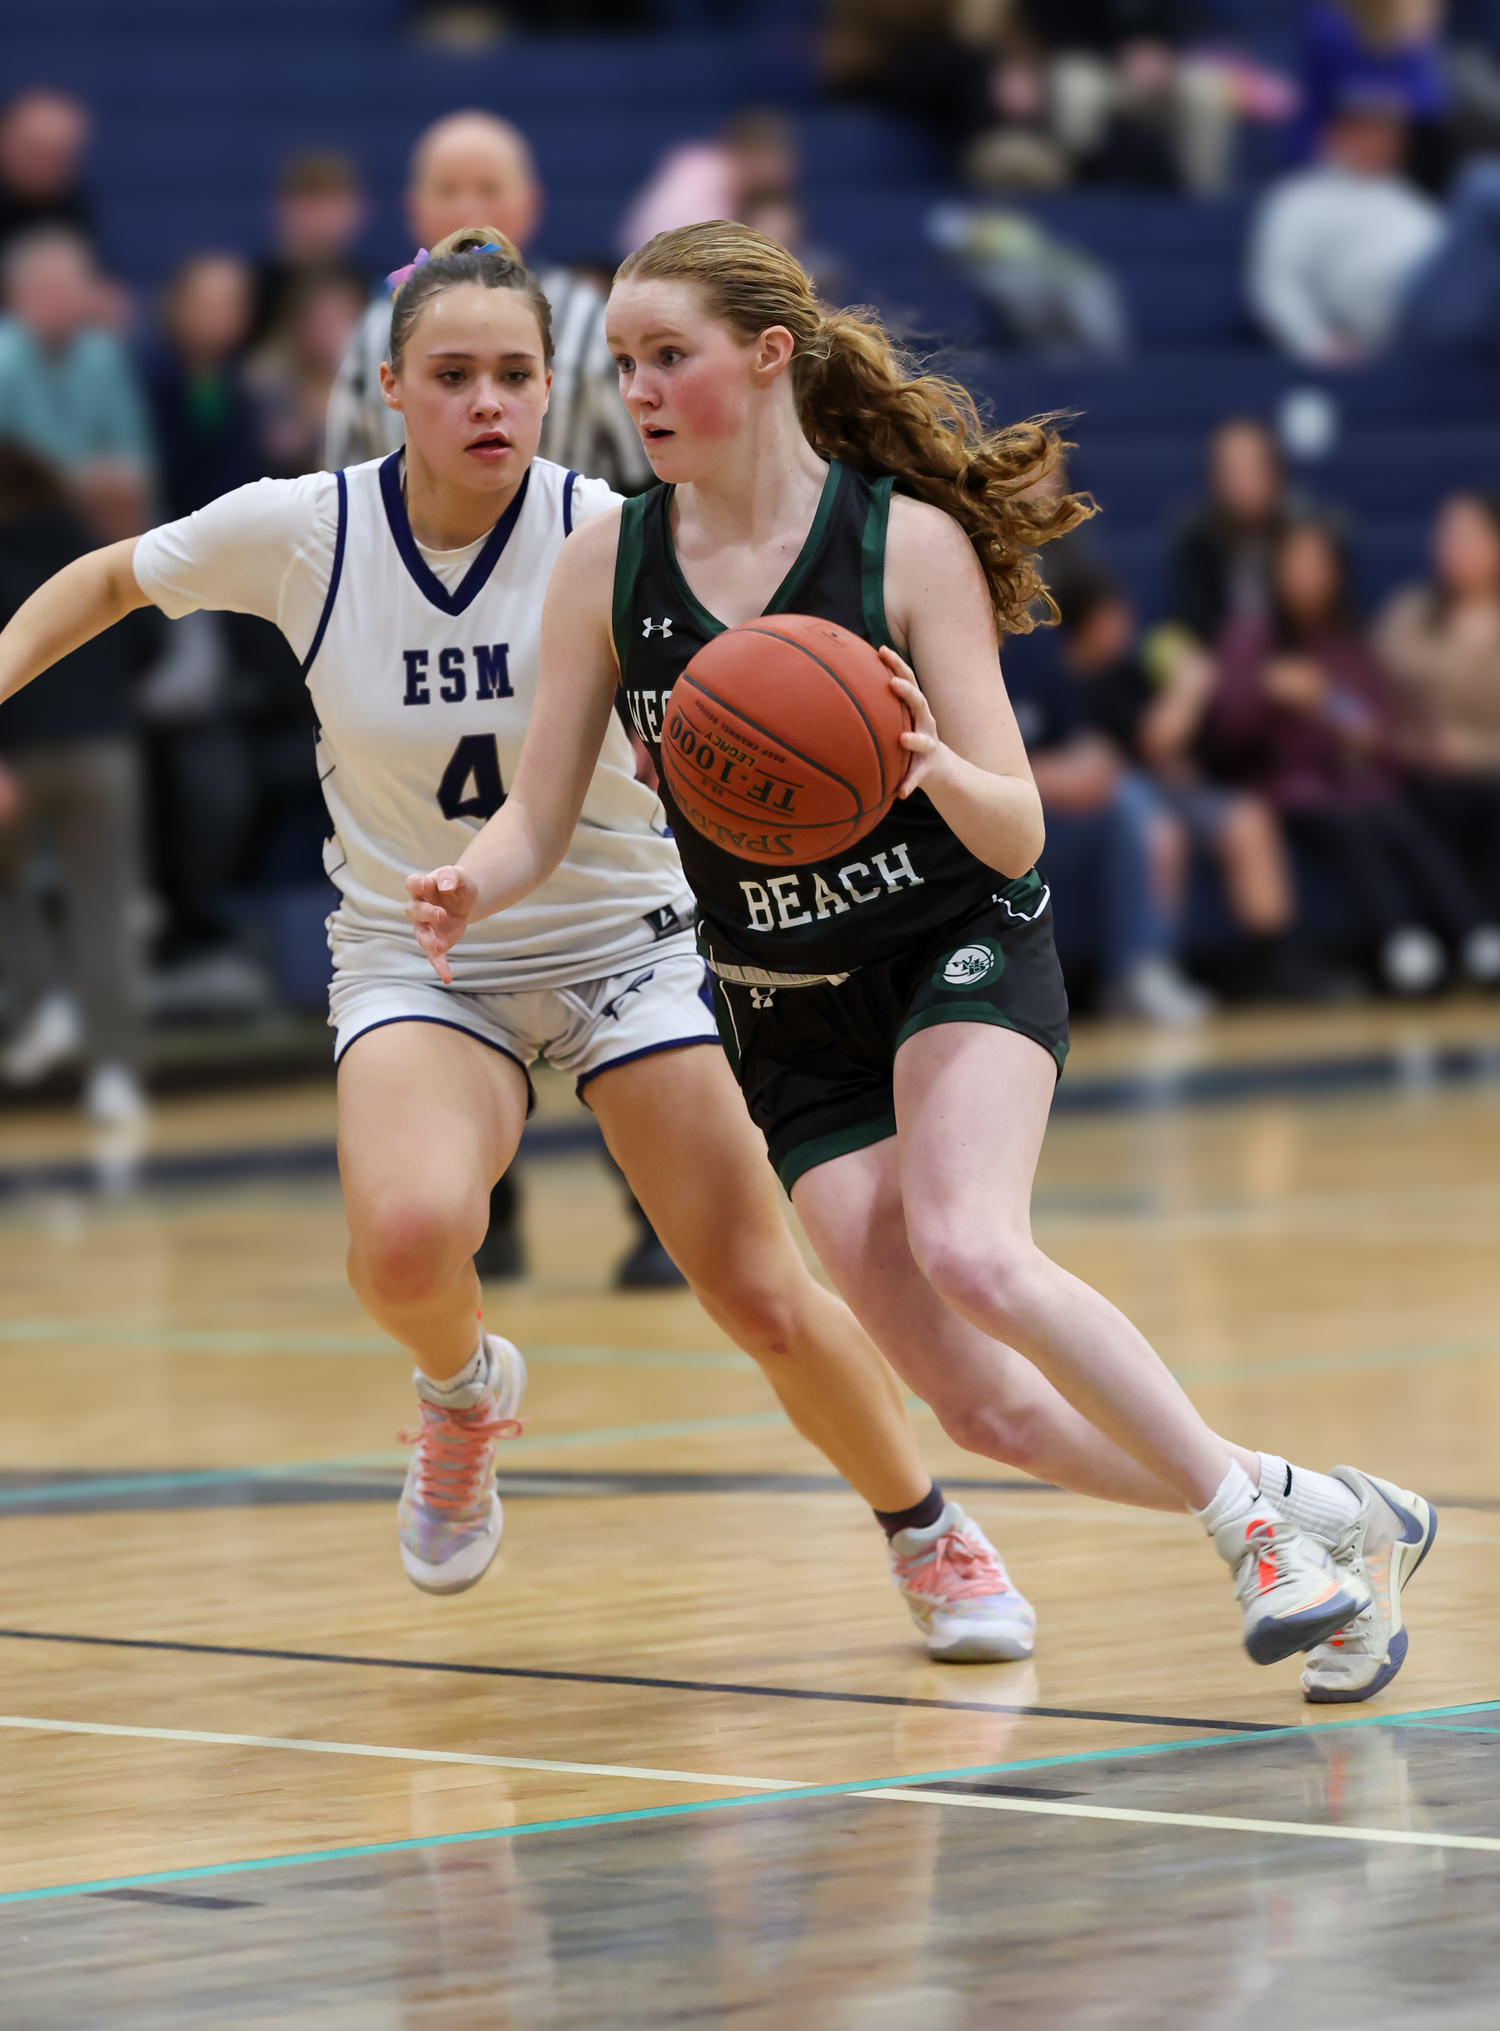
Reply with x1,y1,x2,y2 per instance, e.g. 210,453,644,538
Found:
397,1333,526,1594
889,1501,1037,1662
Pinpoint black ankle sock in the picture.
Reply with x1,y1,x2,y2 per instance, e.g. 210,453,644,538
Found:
874,1484,947,1539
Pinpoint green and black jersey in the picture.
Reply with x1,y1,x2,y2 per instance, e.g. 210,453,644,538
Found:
612,460,1043,977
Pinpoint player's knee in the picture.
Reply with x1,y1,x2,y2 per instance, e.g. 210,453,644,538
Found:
350,1196,476,1310
695,1270,799,1361
909,1220,1040,1340
935,1392,1047,1471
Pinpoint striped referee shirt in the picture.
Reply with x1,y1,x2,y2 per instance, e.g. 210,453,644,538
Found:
324,266,653,493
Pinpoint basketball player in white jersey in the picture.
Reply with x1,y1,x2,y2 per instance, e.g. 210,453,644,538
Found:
328,106,659,1286
0,227,1037,1663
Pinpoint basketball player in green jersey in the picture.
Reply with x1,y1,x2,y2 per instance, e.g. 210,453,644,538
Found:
408,222,1436,1698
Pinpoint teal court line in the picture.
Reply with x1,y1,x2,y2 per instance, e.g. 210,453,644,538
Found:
1170,1335,1500,1388
4,1344,1498,1512
2,1316,1497,1392
0,1411,808,1511
6,1695,1500,1909
0,1322,755,1368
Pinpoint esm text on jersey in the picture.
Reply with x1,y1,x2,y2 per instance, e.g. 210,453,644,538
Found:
402,644,513,706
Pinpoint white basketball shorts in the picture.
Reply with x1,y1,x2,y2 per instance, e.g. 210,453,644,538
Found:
329,935,719,1101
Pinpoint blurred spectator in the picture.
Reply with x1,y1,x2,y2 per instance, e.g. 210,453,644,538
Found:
1003,599,1211,1022
0,89,92,258
738,191,848,302
617,110,799,251
0,444,158,1121
1018,0,1239,196
927,200,1130,354
411,0,653,34
409,0,510,43
1210,517,1500,991
1055,563,1327,999
251,270,367,479
1399,154,1500,351
1446,2,1500,154
821,0,1070,187
1298,2,1452,188
327,110,649,490
142,253,260,519
0,228,153,542
620,111,848,296
1247,96,1443,365
1375,492,1500,939
135,251,277,973
251,151,368,352
1167,418,1291,650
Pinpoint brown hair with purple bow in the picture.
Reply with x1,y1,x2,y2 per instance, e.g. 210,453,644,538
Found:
387,224,554,375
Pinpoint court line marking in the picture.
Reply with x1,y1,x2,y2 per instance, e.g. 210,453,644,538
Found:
862,1787,1500,1853
8,1711,1500,1907
0,1628,1280,1733
0,1466,1064,1515
11,1699,1500,1794
6,1626,1500,1746
0,1716,801,1791
0,1412,804,1510
1170,1337,1500,1390
5,1313,1499,1399
4,1461,1497,1527
0,1323,755,1368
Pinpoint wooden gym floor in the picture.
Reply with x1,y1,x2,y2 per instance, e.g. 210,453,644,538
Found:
2,1002,1499,2028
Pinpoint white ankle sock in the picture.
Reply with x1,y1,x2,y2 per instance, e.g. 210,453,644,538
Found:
423,1337,487,1400
1192,1461,1266,1535
1257,1453,1361,1546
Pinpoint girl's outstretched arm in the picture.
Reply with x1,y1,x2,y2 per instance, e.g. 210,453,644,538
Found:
404,510,623,982
0,539,150,705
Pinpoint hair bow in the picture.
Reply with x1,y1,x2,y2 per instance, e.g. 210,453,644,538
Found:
386,247,431,292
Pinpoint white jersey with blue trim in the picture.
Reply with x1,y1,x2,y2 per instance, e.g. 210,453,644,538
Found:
133,455,695,992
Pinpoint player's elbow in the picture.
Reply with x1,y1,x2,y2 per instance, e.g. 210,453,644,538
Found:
99,538,148,620
992,794,1044,879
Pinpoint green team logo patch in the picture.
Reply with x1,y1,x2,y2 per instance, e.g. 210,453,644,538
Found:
936,941,1003,992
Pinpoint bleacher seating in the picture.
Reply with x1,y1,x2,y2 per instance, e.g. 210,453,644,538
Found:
7,4,1490,619
5,0,1493,986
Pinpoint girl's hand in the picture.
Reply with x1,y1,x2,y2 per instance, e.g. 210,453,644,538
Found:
1263,654,1327,713
404,864,480,984
880,646,947,798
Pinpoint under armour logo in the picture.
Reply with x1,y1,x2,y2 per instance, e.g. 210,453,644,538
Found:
642,617,674,639
750,986,777,1008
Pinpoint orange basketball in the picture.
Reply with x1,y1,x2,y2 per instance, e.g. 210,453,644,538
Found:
659,614,912,865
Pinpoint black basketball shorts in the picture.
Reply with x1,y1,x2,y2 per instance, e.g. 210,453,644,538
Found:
709,889,1070,1193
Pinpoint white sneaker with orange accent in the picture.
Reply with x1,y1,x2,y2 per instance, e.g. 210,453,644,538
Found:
1301,1468,1437,1704
397,1334,526,1595
1213,1505,1371,1666
889,1502,1037,1662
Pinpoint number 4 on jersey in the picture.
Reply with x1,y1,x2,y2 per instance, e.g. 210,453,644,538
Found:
437,734,505,820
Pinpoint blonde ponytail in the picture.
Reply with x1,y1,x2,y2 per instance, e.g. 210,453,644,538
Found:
616,221,1093,633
